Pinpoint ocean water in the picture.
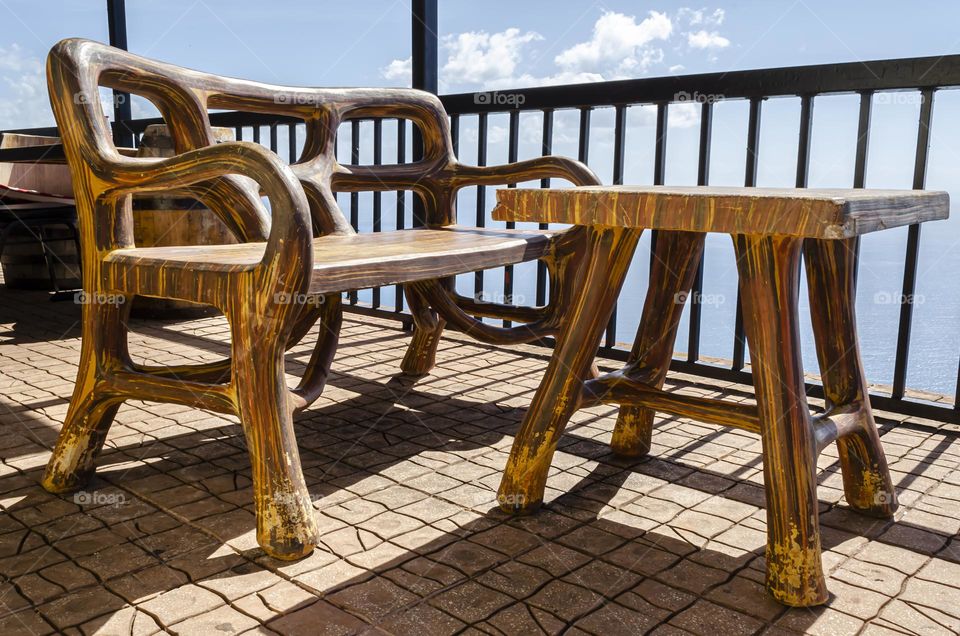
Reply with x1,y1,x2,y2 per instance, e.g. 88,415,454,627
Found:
345,199,960,400
299,93,960,401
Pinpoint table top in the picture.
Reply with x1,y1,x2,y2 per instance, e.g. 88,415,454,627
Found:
493,185,950,239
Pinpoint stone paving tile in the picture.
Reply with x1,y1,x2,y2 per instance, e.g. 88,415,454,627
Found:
38,585,126,631
136,583,223,626
326,576,418,622
0,289,958,634
429,580,513,624
170,604,259,635
670,599,764,636
266,599,369,636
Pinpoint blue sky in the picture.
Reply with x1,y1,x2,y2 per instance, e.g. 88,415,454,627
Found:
0,1,958,394
1,0,959,126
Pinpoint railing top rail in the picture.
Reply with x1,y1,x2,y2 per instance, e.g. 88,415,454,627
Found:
3,111,304,138
439,54,960,114
7,53,960,139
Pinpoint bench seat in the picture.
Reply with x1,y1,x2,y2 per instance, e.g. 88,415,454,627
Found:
103,226,555,301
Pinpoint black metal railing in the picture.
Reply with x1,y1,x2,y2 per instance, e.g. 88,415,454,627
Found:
5,54,960,424
436,55,960,424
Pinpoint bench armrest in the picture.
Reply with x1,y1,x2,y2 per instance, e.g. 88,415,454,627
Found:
450,155,600,190
105,141,313,285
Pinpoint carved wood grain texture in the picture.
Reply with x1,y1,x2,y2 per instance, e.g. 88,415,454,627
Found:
734,234,827,606
804,238,897,517
609,230,705,456
40,38,599,561
497,225,641,511
493,186,942,607
103,226,555,300
494,185,949,238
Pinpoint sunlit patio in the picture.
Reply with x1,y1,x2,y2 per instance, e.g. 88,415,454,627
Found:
1,1,960,635
0,284,957,634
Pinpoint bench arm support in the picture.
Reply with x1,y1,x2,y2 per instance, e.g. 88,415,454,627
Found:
103,141,313,290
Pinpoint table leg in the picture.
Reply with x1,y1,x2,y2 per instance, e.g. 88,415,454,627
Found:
612,231,705,456
804,238,898,516
498,227,641,512
734,234,827,607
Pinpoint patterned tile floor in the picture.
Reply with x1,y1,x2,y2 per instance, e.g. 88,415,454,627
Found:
0,287,958,635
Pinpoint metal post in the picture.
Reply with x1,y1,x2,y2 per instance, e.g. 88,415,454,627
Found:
106,0,133,147
892,88,935,399
411,0,438,226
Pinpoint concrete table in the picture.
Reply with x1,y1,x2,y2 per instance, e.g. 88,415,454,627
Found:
492,185,949,606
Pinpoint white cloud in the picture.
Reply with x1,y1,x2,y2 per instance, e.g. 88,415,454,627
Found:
381,57,412,83
554,11,672,77
687,30,730,49
380,7,729,98
0,44,53,129
669,103,700,128
0,44,41,74
677,7,725,26
442,28,542,86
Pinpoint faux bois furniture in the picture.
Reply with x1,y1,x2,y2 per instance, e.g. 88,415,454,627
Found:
41,39,601,561
493,185,949,606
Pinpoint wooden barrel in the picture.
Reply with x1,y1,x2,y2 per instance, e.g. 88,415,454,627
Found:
130,124,237,318
0,133,80,290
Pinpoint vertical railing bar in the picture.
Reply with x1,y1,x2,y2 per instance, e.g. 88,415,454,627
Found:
605,104,627,348
235,126,243,142
396,118,407,313
650,102,668,269
450,115,460,227
475,113,488,301
269,124,278,153
252,125,261,145
349,119,360,305
439,114,458,320
795,95,814,188
687,101,713,363
410,0,436,231
106,0,133,148
893,88,934,399
287,123,298,164
653,103,669,185
536,109,554,308
578,107,592,164
450,114,460,157
853,91,873,190
732,97,763,371
850,91,873,286
793,95,815,315
502,110,520,327
372,119,383,309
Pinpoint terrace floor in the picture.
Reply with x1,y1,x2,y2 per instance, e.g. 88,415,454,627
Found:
0,286,958,636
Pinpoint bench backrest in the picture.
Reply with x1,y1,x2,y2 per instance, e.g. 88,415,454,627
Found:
46,39,465,253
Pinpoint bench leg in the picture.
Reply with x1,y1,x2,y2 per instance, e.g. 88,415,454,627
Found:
43,303,126,492
499,227,640,512
734,234,827,607
291,296,343,412
231,311,319,560
805,238,897,516
401,282,446,376
612,231,705,456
